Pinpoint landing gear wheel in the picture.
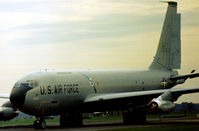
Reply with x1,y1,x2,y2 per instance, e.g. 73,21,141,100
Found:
39,120,46,129
33,120,40,129
33,119,46,129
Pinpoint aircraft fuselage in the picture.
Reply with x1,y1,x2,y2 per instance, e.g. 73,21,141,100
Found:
10,69,177,116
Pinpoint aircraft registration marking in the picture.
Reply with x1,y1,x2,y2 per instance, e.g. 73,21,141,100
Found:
40,84,79,95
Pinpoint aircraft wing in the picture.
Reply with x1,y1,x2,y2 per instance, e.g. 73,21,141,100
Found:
84,87,199,104
0,94,10,99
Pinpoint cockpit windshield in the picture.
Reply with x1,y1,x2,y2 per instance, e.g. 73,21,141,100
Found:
21,83,35,88
14,81,36,88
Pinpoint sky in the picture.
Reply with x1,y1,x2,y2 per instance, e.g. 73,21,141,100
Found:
0,0,199,104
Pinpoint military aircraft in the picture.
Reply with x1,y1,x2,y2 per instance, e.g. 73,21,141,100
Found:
1,1,199,129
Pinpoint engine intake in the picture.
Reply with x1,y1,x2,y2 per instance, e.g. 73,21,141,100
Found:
0,101,19,121
148,98,175,113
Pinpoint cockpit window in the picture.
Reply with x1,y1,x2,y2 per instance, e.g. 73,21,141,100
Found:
21,83,30,88
14,83,20,88
14,82,35,88
30,83,35,88
14,80,38,88
22,83,35,88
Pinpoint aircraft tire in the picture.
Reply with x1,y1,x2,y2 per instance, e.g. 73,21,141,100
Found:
39,120,46,129
33,120,40,129
33,119,46,129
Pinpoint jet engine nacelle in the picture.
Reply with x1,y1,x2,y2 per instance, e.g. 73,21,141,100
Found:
0,101,19,121
148,98,175,113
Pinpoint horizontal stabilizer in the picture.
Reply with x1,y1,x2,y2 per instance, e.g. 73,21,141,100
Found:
170,73,199,80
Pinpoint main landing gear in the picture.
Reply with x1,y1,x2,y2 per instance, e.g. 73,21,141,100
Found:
33,113,82,129
33,118,46,129
123,111,146,124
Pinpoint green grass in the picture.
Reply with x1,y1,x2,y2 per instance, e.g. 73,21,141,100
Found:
0,116,121,126
0,119,33,126
0,112,198,127
83,115,122,123
147,111,197,119
0,118,59,126
95,125,199,131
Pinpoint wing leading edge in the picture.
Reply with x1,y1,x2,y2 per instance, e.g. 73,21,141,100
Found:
84,87,199,104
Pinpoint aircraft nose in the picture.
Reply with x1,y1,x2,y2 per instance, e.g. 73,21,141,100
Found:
10,84,32,107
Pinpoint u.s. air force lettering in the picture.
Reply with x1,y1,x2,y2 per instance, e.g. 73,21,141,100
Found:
40,84,79,95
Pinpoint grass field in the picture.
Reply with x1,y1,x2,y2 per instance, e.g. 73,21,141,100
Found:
96,125,199,131
0,112,199,131
0,115,122,126
0,118,56,126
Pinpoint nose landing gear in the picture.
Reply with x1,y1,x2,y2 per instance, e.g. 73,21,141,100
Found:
33,118,46,129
